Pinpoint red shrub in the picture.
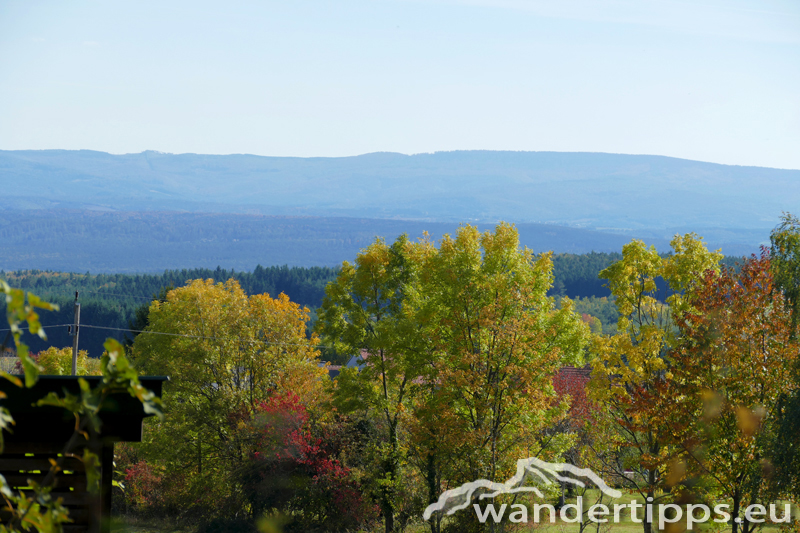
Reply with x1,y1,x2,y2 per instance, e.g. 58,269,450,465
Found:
246,393,378,529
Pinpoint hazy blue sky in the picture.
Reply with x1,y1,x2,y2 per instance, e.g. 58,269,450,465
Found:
1,0,798,168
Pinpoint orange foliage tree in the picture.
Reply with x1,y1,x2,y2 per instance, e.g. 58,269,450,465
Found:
668,252,800,533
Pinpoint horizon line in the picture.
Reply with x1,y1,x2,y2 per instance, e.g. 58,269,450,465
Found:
1,148,798,171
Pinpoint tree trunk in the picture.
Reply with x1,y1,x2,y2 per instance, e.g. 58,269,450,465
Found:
641,468,656,533
642,493,652,533
741,491,757,533
381,420,398,533
381,498,395,533
731,489,741,533
426,451,441,533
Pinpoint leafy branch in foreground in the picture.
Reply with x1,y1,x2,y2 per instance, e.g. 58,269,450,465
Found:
1,279,162,533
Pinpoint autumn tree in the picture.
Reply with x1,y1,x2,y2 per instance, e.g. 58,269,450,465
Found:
318,223,589,532
241,392,379,530
131,279,326,519
552,367,596,460
587,234,722,533
667,253,800,533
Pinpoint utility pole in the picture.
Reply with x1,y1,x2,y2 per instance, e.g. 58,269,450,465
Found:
70,291,81,375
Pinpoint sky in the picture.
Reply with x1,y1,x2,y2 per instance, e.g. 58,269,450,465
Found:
1,0,799,169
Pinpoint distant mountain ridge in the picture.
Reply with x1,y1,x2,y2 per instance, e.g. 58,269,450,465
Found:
2,150,796,238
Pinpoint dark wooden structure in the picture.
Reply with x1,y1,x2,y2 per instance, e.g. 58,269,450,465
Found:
0,376,167,533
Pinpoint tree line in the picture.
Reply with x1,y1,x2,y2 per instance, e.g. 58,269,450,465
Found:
0,265,337,358
0,252,743,359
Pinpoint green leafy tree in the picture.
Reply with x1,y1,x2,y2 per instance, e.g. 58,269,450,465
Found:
770,212,800,333
318,223,589,533
768,212,800,501
419,224,588,533
317,234,429,533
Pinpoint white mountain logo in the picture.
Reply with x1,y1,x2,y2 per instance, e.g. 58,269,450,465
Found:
423,457,622,520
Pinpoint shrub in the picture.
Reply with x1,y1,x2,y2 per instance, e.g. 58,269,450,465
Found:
13,346,100,375
244,392,378,531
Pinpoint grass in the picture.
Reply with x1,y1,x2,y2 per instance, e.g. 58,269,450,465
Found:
110,516,191,533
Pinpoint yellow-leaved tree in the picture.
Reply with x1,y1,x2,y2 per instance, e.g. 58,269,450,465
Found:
587,234,722,533
131,278,327,519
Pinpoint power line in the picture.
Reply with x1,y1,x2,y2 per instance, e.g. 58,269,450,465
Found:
0,324,73,333
75,324,324,349
82,290,156,301
48,288,157,301
3,287,160,301
0,323,321,349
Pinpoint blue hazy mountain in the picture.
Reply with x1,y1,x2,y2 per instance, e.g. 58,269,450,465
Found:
1,149,793,271
3,149,796,233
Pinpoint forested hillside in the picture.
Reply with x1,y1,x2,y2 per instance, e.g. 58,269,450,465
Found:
1,252,743,357
0,210,695,272
1,265,336,357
